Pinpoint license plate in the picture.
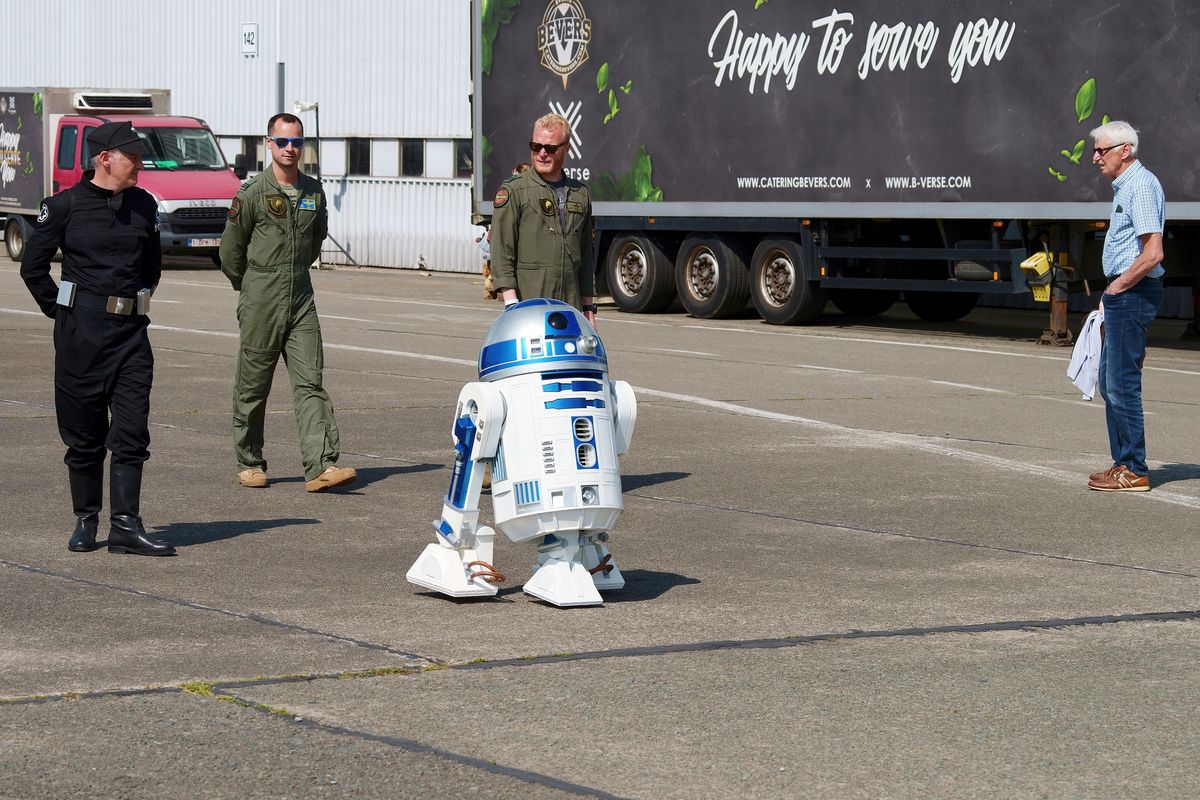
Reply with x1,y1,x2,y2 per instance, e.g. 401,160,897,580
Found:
188,238,221,247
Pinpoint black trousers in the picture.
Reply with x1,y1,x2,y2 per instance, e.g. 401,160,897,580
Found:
54,307,153,472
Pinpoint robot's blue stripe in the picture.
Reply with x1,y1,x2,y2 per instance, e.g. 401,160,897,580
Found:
479,352,607,378
543,380,603,393
480,340,518,372
492,447,506,482
544,398,606,410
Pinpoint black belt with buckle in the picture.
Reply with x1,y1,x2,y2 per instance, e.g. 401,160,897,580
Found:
73,290,140,316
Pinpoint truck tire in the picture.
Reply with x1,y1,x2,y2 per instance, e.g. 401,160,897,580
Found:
5,216,31,262
675,234,751,319
749,237,827,325
606,234,676,313
905,291,979,322
830,289,900,317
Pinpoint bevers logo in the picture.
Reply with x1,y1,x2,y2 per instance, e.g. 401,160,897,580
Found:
538,0,592,90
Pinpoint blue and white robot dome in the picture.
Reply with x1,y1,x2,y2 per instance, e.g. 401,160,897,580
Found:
478,299,608,382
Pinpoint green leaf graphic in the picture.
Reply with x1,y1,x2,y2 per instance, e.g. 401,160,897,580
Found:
604,89,619,123
755,0,769,7
596,63,609,93
33,93,43,118
1069,139,1085,164
1075,78,1096,123
620,80,632,94
1101,114,1110,125
481,0,520,76
591,146,664,201
1048,166,1068,183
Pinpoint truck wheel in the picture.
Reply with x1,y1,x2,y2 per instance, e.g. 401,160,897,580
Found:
905,291,979,322
830,289,900,317
750,237,827,325
5,217,30,262
606,234,675,313
675,234,750,318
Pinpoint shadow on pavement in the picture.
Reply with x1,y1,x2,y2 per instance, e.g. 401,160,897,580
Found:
152,517,320,547
269,463,443,491
1148,462,1200,488
622,471,690,491
603,569,701,603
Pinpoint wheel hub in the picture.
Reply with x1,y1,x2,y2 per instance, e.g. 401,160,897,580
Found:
761,252,795,307
687,249,718,300
617,246,647,295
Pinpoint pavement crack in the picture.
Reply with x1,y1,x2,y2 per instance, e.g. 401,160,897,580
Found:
626,492,1200,578
208,685,628,799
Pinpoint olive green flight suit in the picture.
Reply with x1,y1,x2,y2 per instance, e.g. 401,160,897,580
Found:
218,169,341,482
490,169,594,308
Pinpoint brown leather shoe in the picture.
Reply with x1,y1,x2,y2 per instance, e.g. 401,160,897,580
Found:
238,467,269,488
1089,464,1119,482
1088,465,1150,492
306,465,357,493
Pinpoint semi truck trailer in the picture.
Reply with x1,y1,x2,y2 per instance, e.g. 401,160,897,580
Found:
473,0,1200,324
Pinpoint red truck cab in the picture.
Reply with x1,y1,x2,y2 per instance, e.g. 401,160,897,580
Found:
52,114,243,260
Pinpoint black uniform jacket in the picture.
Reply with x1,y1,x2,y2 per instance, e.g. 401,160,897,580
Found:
21,175,162,318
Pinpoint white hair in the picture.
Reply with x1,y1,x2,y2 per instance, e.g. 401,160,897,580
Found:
1090,120,1139,156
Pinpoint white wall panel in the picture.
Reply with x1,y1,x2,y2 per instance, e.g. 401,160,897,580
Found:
0,1,472,138
321,178,482,272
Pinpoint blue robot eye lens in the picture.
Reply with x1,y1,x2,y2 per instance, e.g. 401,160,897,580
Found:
547,312,569,330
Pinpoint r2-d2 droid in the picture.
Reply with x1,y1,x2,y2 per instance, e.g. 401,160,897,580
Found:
406,299,637,607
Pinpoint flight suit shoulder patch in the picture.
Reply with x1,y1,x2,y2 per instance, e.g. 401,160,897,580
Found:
494,186,510,207
36,202,50,224
228,197,241,220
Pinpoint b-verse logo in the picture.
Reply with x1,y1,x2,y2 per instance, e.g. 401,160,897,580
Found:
538,0,592,90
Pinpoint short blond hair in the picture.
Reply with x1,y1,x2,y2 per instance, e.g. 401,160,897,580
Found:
534,113,571,144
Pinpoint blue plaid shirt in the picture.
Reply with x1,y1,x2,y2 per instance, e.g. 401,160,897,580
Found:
1103,160,1165,279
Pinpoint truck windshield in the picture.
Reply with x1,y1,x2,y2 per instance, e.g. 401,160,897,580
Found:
135,127,227,170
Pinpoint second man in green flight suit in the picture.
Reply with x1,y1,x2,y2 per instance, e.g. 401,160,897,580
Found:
490,113,598,325
219,113,356,493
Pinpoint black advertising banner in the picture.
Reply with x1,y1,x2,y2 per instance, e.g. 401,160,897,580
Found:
479,1,1200,210
0,91,44,211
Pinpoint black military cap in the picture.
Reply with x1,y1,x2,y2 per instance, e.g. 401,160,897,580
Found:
86,121,149,155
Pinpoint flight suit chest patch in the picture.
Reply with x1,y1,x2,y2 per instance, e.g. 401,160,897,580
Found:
265,194,288,218
566,201,583,213
540,197,555,216
299,197,317,211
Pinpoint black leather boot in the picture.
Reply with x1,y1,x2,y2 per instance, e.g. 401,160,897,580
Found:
68,464,103,552
108,463,175,556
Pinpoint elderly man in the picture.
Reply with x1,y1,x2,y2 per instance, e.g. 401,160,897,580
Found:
490,113,597,325
1087,120,1165,492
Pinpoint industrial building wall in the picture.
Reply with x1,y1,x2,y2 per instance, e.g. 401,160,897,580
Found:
0,0,481,272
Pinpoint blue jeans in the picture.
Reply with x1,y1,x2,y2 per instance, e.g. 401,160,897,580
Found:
1098,277,1162,475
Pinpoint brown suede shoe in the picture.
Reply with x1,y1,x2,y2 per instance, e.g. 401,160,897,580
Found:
1088,465,1150,492
1089,464,1119,482
306,465,357,493
238,467,269,488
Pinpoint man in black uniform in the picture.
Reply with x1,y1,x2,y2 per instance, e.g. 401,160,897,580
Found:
21,121,175,556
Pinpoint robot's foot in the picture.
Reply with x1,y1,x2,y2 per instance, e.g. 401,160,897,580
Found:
523,559,603,607
407,543,499,599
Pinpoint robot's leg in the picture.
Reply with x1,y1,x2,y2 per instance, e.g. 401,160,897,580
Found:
579,532,625,592
407,526,501,598
523,531,603,607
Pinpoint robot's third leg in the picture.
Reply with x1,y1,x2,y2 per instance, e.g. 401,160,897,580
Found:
524,531,604,607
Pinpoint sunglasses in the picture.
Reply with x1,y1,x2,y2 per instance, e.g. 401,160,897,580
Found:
1093,143,1126,157
529,140,566,154
270,136,305,149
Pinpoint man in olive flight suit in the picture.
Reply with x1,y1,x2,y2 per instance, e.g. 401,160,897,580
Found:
219,113,356,493
491,113,597,324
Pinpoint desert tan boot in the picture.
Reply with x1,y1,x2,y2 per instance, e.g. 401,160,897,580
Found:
306,465,357,493
238,467,269,488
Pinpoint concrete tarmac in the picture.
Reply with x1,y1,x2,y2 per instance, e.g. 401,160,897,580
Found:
1,263,1198,798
